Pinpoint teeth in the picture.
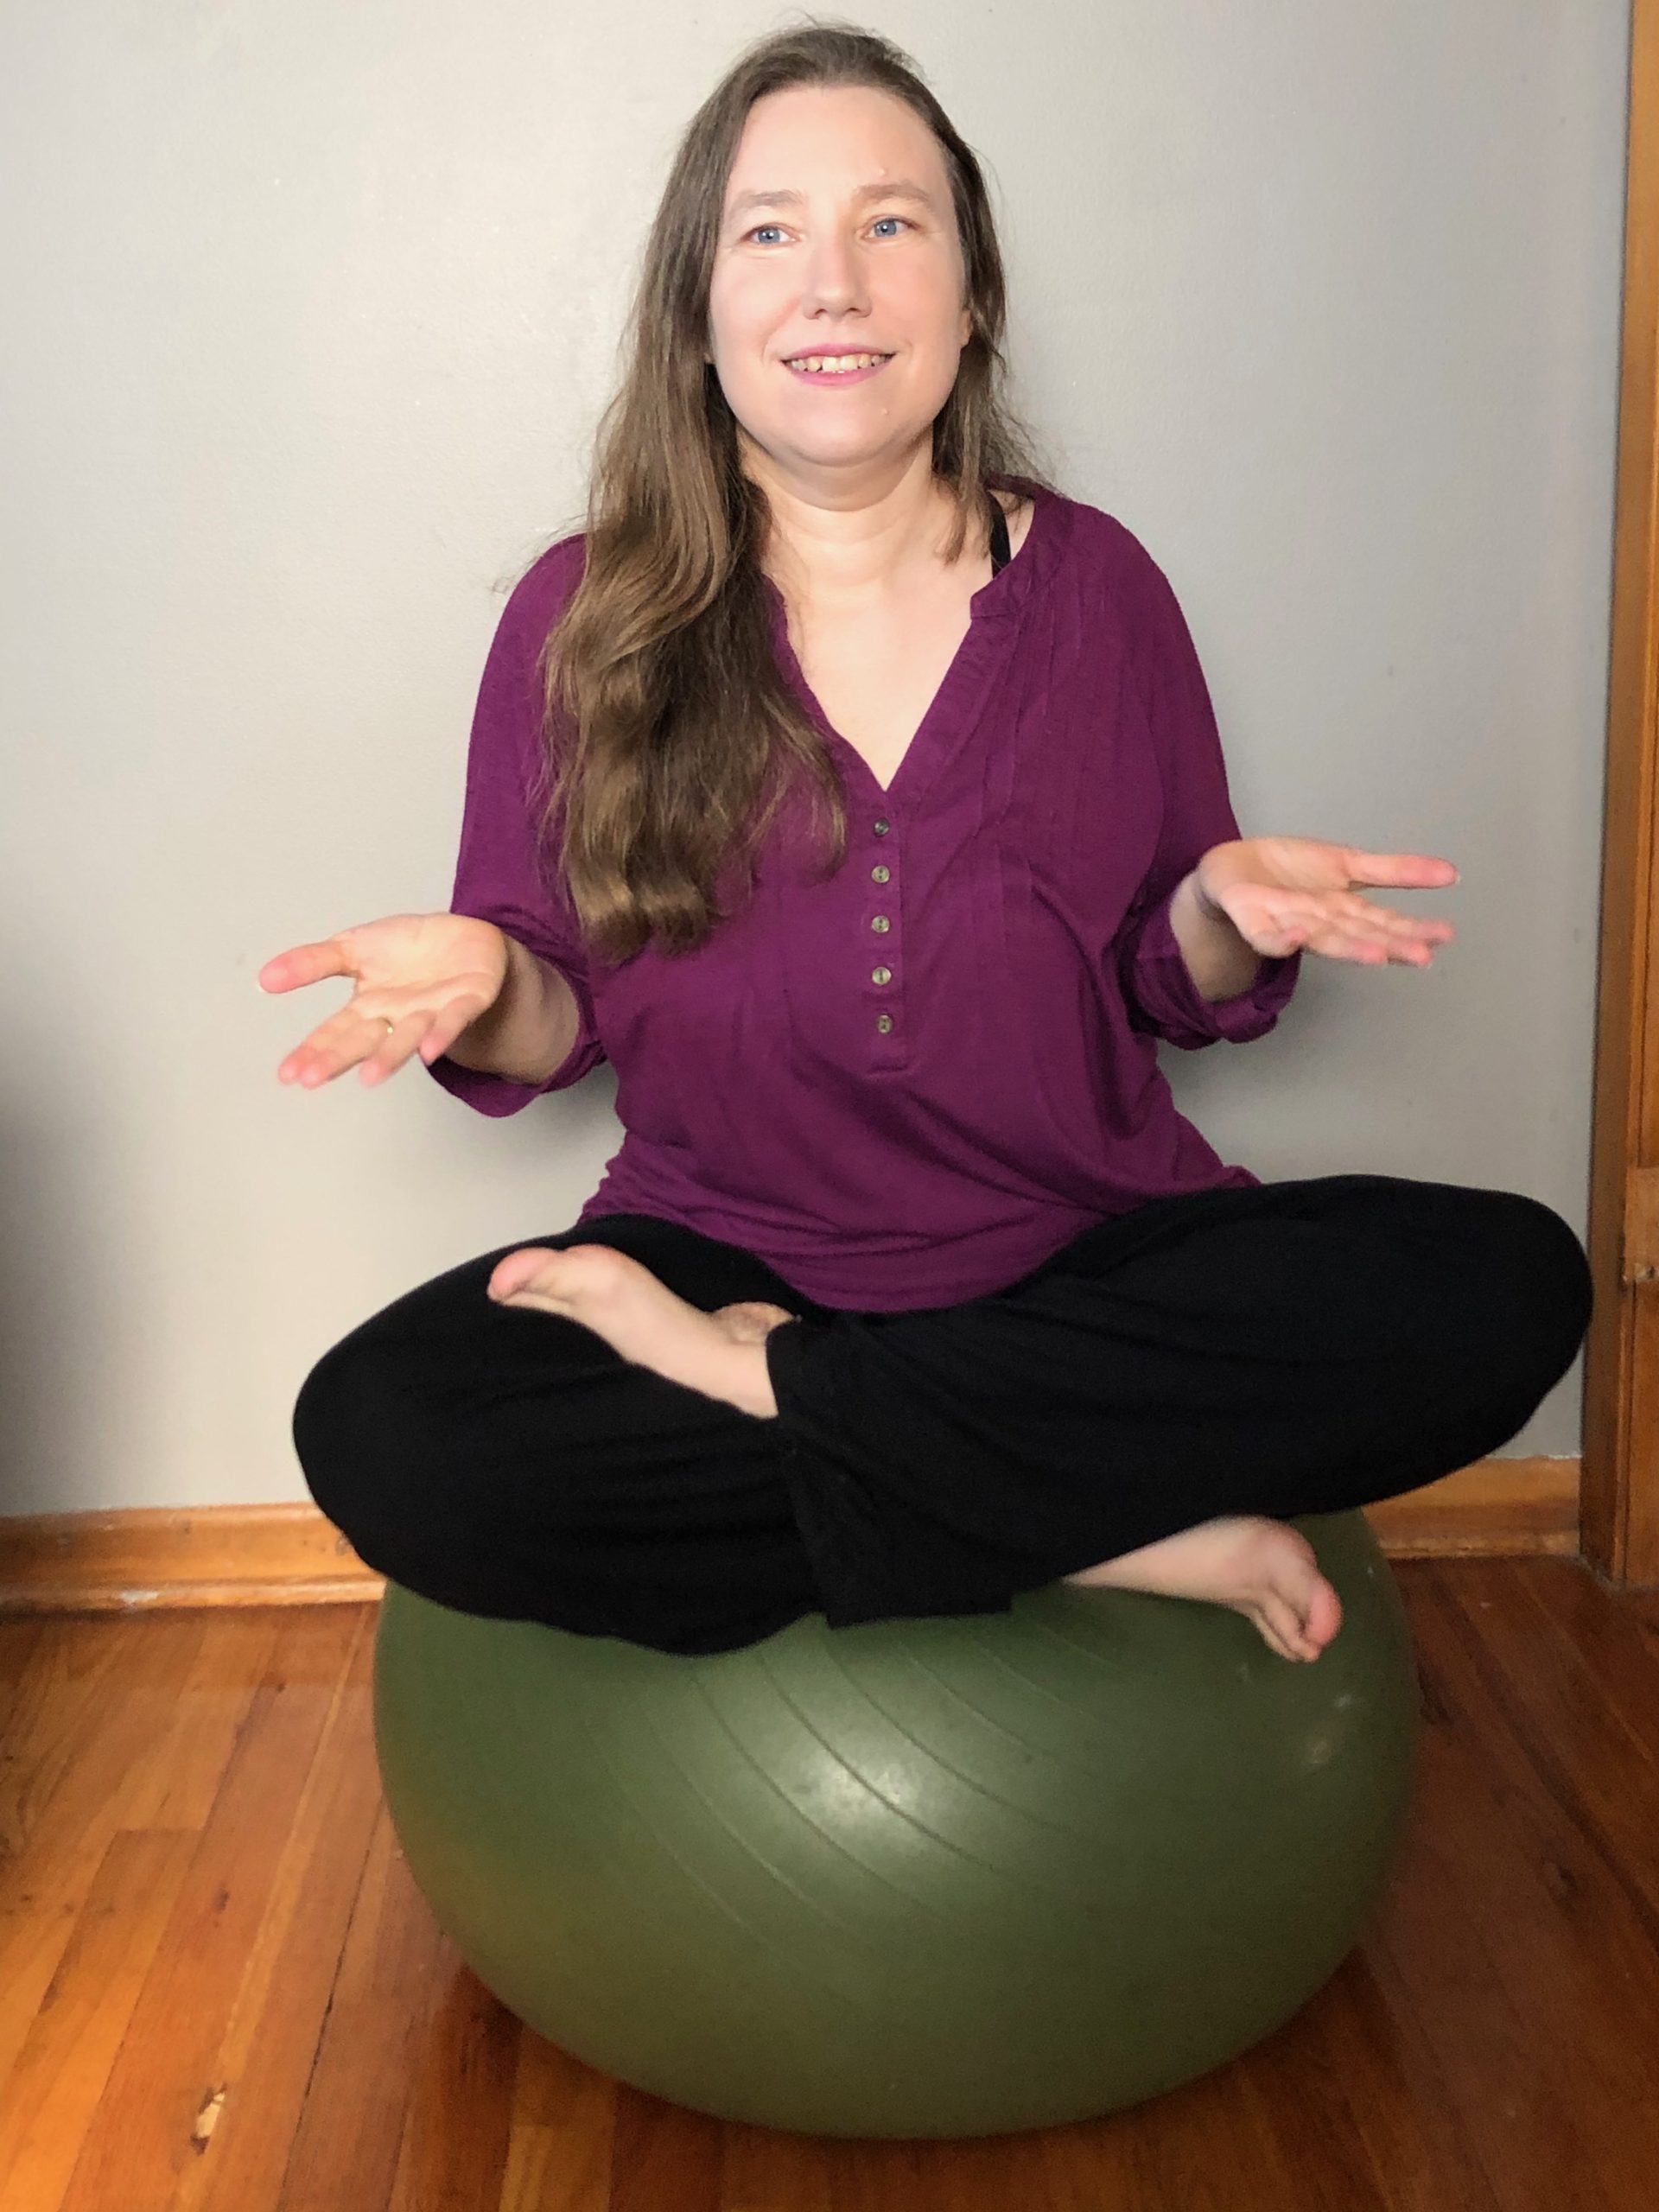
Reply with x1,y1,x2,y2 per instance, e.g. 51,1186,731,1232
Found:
787,353,889,373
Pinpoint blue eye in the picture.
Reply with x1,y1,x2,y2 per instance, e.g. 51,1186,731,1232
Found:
742,216,911,245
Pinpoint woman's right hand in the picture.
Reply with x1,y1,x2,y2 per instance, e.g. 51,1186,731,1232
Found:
259,912,511,1089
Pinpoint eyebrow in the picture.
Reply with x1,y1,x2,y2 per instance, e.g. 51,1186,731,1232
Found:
724,179,940,221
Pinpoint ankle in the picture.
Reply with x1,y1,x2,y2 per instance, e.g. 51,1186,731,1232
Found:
725,1338,780,1421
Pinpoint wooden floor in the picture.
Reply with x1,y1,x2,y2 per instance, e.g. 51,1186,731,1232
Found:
2,1556,1657,2210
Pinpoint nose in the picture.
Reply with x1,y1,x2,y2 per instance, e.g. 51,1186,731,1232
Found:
797,229,870,320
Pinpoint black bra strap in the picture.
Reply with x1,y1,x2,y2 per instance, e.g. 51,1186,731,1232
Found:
988,495,1011,575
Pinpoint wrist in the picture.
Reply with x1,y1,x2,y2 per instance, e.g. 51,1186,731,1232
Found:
455,929,520,1048
1188,843,1243,925
1169,866,1262,1002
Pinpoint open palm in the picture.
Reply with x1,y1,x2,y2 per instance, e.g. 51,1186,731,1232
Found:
259,911,509,1089
1194,837,1459,967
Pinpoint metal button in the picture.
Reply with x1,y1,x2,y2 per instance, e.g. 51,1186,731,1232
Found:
870,915,890,933
871,864,890,883
873,818,891,836
871,964,892,985
875,1013,893,1034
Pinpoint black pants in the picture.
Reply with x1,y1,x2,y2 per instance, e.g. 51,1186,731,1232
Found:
291,1173,1594,1656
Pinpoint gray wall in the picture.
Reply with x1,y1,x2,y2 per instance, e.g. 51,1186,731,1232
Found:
0,3,1630,1514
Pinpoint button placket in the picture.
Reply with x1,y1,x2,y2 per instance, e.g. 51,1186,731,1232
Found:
866,817,903,1055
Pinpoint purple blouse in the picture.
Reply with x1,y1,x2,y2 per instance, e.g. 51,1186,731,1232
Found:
429,486,1301,1310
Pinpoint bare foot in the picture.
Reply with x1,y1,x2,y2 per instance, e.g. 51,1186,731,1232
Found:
709,1299,800,1346
485,1243,791,1417
1062,1516,1344,1663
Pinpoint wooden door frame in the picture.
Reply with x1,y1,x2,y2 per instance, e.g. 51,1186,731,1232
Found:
1583,0,1659,1588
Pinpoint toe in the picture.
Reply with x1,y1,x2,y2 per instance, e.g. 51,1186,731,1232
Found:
489,1249,557,1300
1257,1592,1310,1662
1305,1576,1344,1653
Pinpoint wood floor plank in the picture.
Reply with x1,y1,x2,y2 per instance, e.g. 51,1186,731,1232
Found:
1103,2046,1327,2212
1421,1564,1659,2050
117,1611,295,1834
0,1616,223,2094
1364,1567,1659,2209
171,1604,385,2212
1252,1946,1505,2212
1527,1561,1659,1732
1502,1555,1659,1802
500,2027,616,2211
54,1609,366,2212
272,1802,453,2210
385,1967,518,2211
0,1826,198,2212
0,1617,48,1729
606,2086,722,2212
718,2120,837,2211
3,1558,1656,2209
1194,1963,1408,2212
0,1613,201,1855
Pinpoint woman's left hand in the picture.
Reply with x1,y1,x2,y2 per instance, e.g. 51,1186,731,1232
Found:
1192,837,1459,966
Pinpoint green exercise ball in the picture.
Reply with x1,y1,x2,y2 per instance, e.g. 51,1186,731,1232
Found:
372,1507,1419,2140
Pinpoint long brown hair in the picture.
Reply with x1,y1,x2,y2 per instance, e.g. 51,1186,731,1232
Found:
528,16,1059,964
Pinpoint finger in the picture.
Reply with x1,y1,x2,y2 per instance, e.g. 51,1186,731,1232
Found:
1249,902,1385,963
1328,894,1456,945
1249,888,1448,960
357,1010,424,1085
410,995,492,1069
277,1024,355,1086
1339,851,1460,889
1268,899,1390,963
1362,912,1455,956
1311,919,1433,966
289,996,485,1090
283,1005,398,1089
257,939,351,996
1313,917,1409,963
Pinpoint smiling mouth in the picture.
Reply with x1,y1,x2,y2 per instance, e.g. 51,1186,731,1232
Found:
783,352,894,374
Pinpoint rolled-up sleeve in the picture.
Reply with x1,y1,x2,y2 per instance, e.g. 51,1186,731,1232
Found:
426,543,609,1116
1113,550,1301,1052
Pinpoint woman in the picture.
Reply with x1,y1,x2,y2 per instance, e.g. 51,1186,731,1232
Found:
264,23,1592,1663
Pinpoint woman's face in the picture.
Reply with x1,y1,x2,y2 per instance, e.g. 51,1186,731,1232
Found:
705,83,974,496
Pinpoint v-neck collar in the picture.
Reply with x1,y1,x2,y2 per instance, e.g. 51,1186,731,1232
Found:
761,483,1061,807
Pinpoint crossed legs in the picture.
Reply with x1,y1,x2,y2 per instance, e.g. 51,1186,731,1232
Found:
486,1243,1348,1662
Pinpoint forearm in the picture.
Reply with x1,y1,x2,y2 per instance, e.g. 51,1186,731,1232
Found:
1167,869,1263,1002
443,929,582,1084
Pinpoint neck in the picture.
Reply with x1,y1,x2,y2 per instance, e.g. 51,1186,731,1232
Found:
749,453,979,609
